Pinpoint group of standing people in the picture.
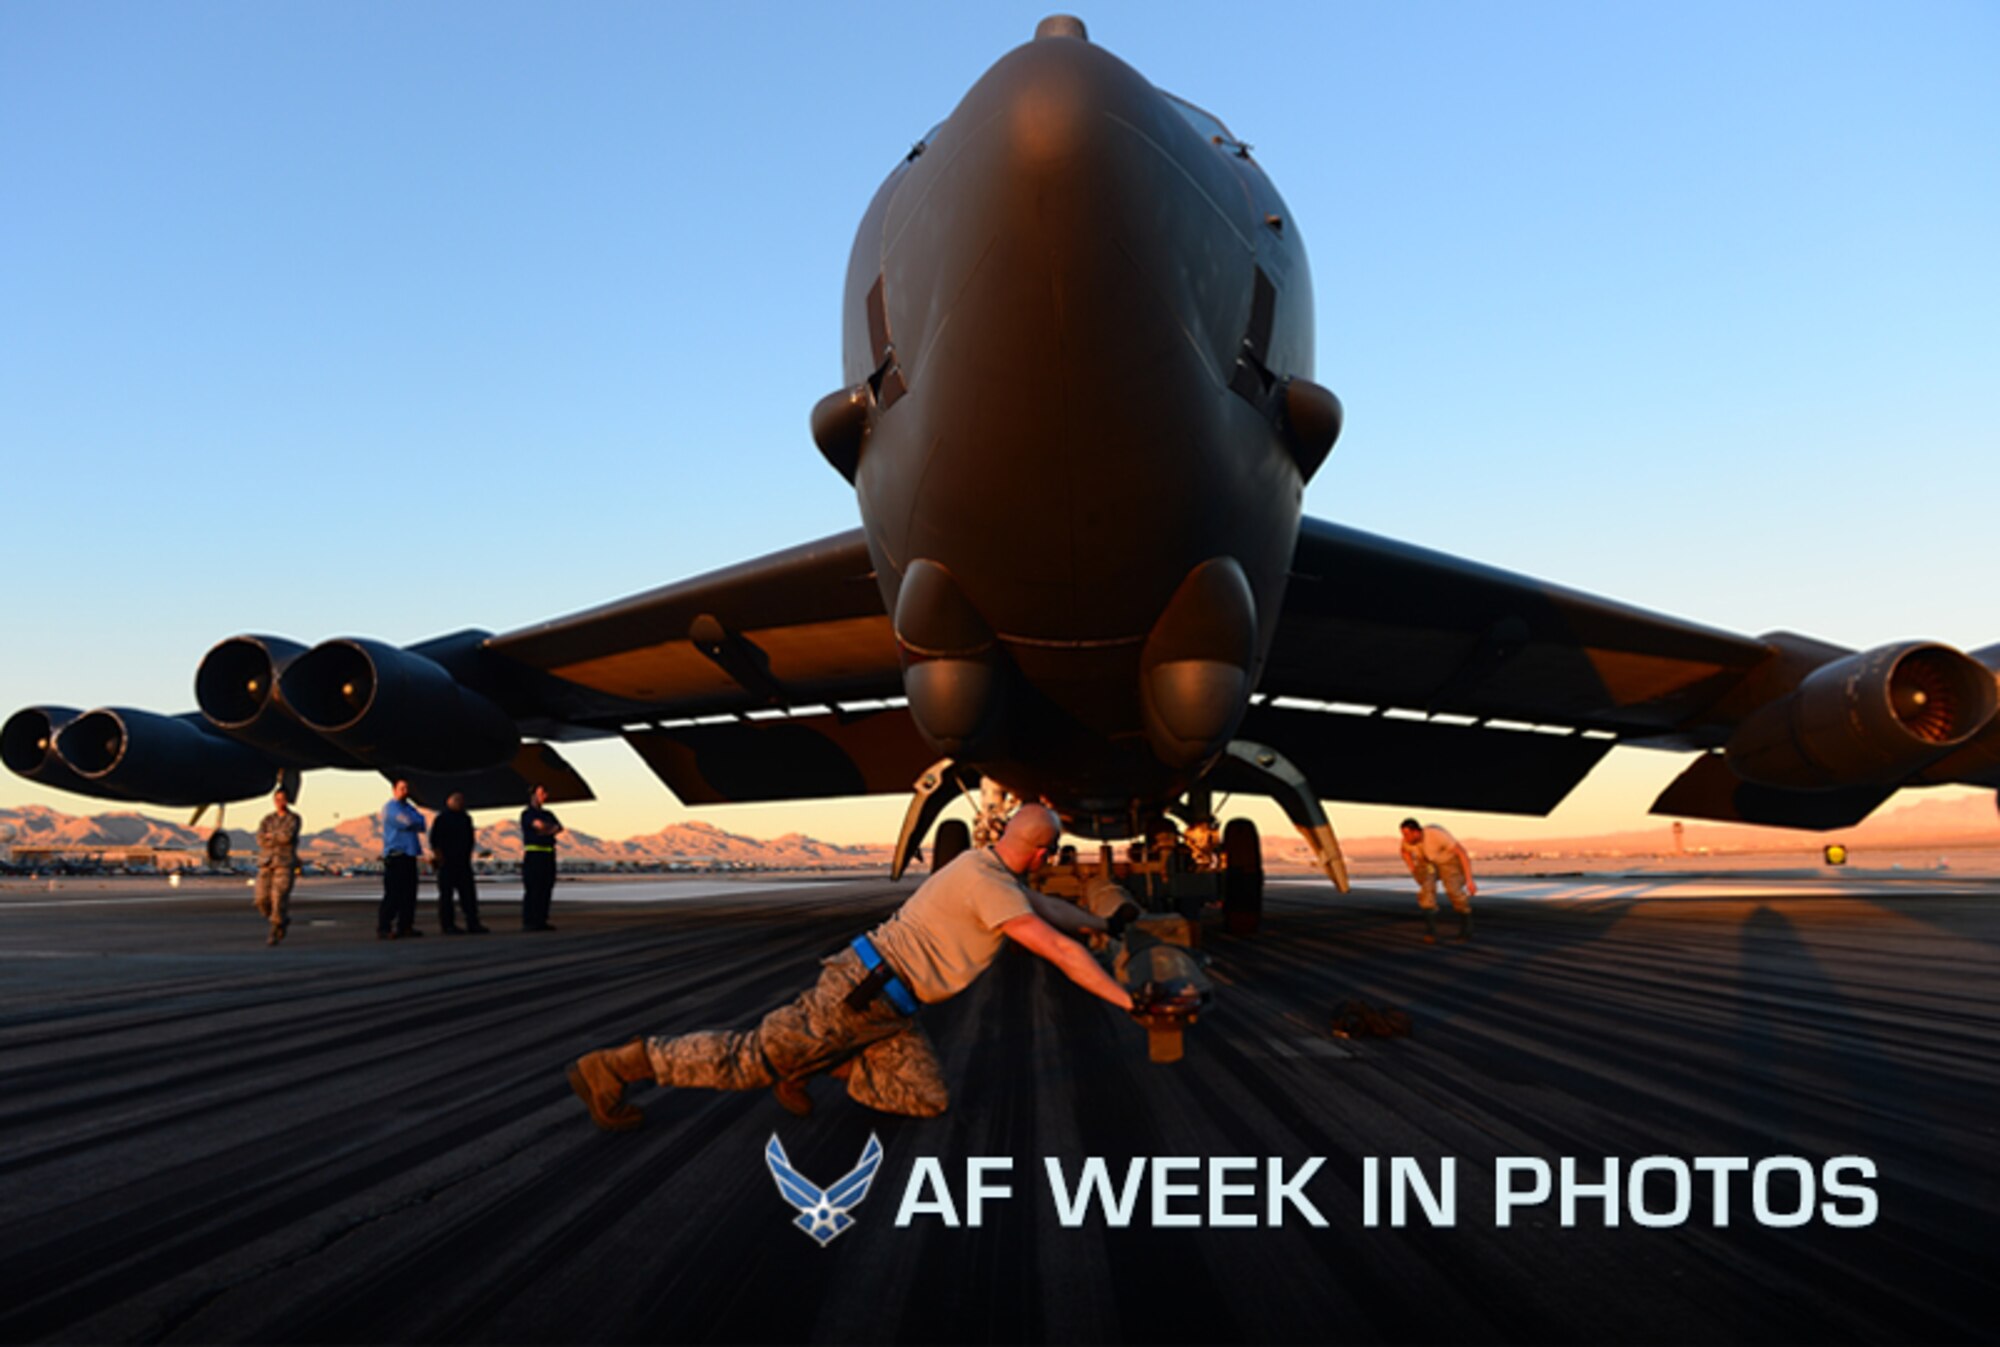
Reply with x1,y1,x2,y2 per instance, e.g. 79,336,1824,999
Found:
375,781,565,938
250,782,566,944
251,789,1477,955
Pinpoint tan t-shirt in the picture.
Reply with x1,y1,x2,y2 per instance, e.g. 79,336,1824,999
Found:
1402,825,1461,871
867,847,1034,1004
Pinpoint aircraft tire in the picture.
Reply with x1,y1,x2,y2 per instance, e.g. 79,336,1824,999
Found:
1221,817,1262,936
932,819,972,874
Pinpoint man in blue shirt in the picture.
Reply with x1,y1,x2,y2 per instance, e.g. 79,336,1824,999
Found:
519,784,564,932
377,779,428,940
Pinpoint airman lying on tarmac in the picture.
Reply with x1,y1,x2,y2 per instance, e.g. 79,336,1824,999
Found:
567,806,1144,1127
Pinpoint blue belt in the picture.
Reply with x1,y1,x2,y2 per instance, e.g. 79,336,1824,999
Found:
849,935,921,1016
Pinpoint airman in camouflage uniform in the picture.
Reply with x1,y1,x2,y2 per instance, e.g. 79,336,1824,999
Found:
255,787,302,946
645,948,952,1117
567,806,1137,1129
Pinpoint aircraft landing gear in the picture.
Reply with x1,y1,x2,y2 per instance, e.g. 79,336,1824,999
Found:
891,758,959,880
890,760,1014,878
969,778,1019,849
1222,739,1350,894
1221,817,1263,935
931,819,972,873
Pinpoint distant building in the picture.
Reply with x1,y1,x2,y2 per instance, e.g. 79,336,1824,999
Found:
8,845,203,872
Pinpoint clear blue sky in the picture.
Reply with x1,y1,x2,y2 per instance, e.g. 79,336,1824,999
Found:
3,2,1995,844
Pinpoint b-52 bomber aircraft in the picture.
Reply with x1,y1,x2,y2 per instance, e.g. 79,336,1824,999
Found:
8,17,1998,930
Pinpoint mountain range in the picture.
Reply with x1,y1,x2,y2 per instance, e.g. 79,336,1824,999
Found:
0,805,891,869
4,786,1992,872
1273,789,2000,864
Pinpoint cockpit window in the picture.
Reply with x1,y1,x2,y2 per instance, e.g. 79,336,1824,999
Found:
1160,93,1236,147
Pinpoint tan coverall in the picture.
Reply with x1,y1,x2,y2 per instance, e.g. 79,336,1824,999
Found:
1402,827,1472,914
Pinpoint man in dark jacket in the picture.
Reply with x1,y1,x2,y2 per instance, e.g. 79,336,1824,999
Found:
429,792,486,934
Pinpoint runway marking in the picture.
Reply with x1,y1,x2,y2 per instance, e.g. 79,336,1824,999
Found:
543,880,835,903
1249,1033,1354,1061
0,878,844,912
0,895,240,911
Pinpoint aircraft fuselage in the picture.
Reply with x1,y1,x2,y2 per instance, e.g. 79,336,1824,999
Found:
827,26,1327,834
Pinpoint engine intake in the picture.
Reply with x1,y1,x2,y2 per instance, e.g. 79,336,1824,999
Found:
281,637,518,772
196,635,303,729
54,708,281,806
196,635,361,767
1727,641,1998,789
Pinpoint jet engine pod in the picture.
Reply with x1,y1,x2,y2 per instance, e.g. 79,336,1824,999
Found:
55,708,281,806
1727,640,1999,789
1,706,127,798
196,635,360,767
281,637,519,773
1139,558,1257,769
196,635,305,729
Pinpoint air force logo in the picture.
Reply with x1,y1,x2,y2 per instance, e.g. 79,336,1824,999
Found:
764,1133,883,1246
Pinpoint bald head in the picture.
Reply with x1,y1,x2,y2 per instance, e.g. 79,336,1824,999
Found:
993,805,1061,871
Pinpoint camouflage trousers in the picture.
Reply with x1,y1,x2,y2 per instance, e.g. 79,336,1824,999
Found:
1412,858,1471,914
254,863,295,930
645,950,948,1118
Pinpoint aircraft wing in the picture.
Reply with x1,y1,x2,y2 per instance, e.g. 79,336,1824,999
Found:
487,529,899,721
1263,517,1771,737
1,529,929,813
11,519,1992,827
1247,517,1999,827
481,529,934,806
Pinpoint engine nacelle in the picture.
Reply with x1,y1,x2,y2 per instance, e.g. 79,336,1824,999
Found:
1726,640,1998,789
196,635,362,767
1916,642,2000,789
280,637,518,772
1,706,132,800
54,708,282,806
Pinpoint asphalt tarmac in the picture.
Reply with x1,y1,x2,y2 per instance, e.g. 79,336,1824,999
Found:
0,869,1993,1345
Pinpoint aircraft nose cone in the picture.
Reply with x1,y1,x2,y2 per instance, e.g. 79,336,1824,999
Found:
864,37,1276,636
875,31,1266,431
922,33,1171,230
990,35,1115,171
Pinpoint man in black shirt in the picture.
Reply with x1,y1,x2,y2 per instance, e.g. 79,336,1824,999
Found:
429,792,486,934
519,785,564,932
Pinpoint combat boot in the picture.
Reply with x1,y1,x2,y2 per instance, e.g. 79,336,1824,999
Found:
568,1038,652,1131
1455,910,1474,941
1421,910,1438,944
